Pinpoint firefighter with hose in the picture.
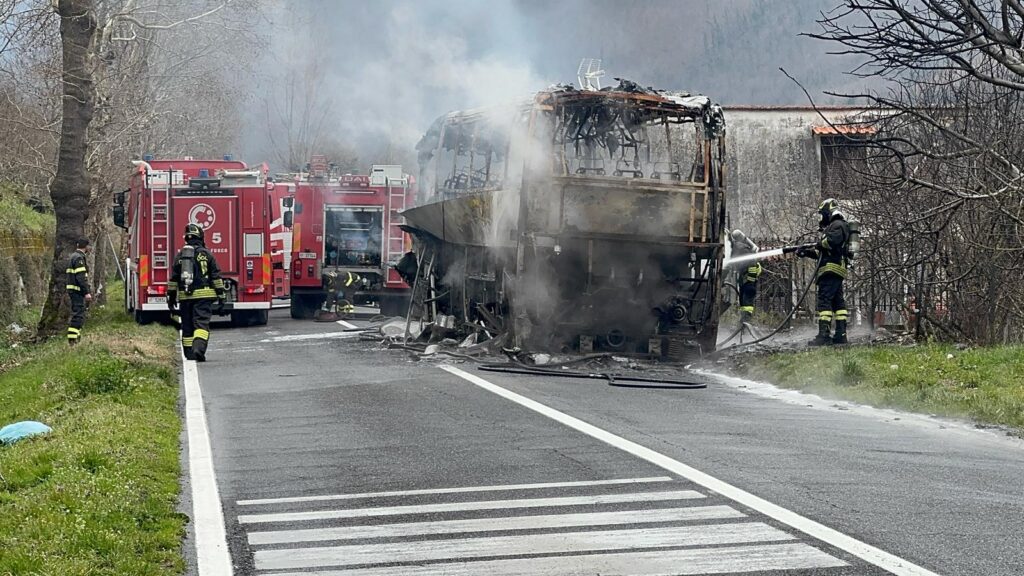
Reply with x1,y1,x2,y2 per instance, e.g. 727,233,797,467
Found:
796,198,854,346
167,223,225,361
729,229,762,329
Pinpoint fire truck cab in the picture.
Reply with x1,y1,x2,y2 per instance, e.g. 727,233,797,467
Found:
286,158,413,319
114,157,275,326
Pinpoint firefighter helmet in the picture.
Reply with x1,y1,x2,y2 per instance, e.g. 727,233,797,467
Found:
184,223,204,241
818,198,838,228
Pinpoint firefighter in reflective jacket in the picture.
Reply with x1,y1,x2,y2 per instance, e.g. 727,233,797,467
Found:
323,270,361,315
66,238,92,345
729,230,762,326
798,198,852,345
167,224,225,361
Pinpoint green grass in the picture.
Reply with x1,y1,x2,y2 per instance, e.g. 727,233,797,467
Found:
0,282,184,576
738,344,1024,431
0,188,53,237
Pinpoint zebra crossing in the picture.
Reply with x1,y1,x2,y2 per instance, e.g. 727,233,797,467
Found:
235,476,850,575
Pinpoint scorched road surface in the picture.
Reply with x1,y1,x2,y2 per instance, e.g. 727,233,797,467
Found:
192,310,1024,576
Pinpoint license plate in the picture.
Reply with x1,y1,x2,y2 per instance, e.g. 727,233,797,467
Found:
298,252,317,259
149,297,166,304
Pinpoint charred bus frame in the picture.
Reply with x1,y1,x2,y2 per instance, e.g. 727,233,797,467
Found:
402,81,728,358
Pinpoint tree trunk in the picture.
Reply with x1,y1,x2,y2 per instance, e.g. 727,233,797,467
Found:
38,0,98,338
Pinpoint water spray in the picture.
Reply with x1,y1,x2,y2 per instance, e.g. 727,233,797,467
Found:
723,248,783,269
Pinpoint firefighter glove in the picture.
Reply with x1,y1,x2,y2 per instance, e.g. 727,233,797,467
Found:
167,293,177,310
216,297,225,313
796,247,813,259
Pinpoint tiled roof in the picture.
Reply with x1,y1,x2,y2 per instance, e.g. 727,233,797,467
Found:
811,124,877,135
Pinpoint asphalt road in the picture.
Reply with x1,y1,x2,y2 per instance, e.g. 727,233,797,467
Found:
192,309,1024,576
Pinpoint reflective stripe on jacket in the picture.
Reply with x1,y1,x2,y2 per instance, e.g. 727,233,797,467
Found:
66,250,90,295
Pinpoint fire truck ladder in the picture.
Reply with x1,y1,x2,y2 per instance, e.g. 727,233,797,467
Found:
386,178,408,266
404,242,438,343
151,185,171,280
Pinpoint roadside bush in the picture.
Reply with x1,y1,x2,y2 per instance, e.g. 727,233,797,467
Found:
63,353,134,396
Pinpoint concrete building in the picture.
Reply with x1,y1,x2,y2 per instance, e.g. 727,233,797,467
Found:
723,105,875,240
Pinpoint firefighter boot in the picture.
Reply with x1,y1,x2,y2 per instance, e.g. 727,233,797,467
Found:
740,310,753,326
832,320,848,345
809,321,833,346
183,346,195,361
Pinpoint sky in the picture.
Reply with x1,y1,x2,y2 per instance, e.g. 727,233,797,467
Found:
241,0,866,172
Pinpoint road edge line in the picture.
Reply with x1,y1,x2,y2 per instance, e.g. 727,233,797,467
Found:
182,347,234,575
441,364,941,576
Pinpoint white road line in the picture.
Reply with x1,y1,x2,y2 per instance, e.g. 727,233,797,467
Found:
182,350,233,575
259,331,363,343
335,319,359,329
237,490,704,525
255,522,796,571
237,476,674,506
442,364,943,576
247,504,743,545
257,542,844,576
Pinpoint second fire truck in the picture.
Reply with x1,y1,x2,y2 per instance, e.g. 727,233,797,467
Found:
284,157,414,319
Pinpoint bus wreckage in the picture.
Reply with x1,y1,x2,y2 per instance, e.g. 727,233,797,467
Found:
399,80,728,359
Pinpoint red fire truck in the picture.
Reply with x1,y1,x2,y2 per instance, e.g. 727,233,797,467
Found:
286,158,414,319
114,157,275,326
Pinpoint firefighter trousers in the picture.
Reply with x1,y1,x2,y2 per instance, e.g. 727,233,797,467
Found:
739,280,757,315
180,299,213,359
816,274,848,325
67,292,86,343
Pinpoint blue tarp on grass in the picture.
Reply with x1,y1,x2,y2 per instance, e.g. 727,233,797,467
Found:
0,421,52,445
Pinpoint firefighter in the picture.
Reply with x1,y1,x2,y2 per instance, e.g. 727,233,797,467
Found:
729,229,762,327
167,224,225,361
798,198,852,345
323,270,361,316
66,238,92,345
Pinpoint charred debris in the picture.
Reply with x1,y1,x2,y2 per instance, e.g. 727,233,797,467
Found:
398,79,728,361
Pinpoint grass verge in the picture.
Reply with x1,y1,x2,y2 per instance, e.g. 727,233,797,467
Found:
0,282,184,576
733,344,1024,432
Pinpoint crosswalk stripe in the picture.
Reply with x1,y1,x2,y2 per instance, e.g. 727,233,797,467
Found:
237,489,704,525
256,542,847,576
255,522,796,571
248,504,744,545
237,476,674,506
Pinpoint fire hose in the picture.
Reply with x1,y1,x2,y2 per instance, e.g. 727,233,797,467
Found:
712,246,823,355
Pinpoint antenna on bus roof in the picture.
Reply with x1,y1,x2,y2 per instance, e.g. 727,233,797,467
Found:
577,58,605,91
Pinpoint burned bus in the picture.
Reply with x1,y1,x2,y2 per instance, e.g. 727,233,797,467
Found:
401,80,728,358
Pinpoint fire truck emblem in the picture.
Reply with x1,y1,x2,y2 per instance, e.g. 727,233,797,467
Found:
188,203,216,230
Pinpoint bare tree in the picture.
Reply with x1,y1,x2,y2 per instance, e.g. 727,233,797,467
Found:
25,0,262,334
809,0,1024,343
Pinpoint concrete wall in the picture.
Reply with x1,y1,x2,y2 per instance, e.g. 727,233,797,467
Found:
723,107,870,241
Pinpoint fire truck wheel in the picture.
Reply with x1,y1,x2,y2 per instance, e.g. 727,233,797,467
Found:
229,311,267,327
134,309,155,325
290,294,319,320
